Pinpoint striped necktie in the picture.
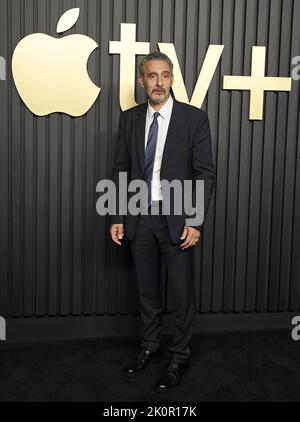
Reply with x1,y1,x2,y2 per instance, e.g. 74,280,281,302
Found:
144,111,160,208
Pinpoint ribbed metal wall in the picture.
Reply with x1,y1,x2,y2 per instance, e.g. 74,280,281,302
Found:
0,0,299,320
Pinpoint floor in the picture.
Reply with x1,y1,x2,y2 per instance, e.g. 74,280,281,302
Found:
0,329,299,402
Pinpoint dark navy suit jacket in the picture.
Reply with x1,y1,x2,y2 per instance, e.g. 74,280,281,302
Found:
110,98,215,244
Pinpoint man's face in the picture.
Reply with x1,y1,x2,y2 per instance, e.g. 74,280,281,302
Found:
138,60,174,105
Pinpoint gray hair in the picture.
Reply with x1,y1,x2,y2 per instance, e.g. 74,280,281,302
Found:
139,51,174,77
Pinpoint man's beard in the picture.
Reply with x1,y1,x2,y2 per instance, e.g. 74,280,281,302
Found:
149,91,166,104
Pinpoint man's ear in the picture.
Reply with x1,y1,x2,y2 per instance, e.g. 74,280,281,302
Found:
138,76,144,88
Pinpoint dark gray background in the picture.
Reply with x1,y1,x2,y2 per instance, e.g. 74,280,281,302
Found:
0,0,299,341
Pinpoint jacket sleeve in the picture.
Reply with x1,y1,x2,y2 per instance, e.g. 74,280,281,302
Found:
186,110,215,233
110,111,131,226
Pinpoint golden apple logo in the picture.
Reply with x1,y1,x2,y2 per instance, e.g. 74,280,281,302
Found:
12,8,100,117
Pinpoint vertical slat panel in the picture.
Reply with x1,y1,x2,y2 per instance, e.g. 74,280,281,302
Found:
209,0,223,312
220,0,235,312
84,0,98,315
185,0,197,98
0,0,9,316
11,0,23,315
98,0,110,315
234,0,256,311
161,0,172,43
277,0,295,310
48,0,60,316
287,0,300,311
269,0,293,310
35,0,48,316
258,0,282,311
224,0,245,312
245,0,270,312
268,0,288,310
136,0,149,106
198,0,213,313
173,0,185,74
290,149,300,309
59,0,74,316
72,0,86,315
95,0,112,315
23,0,35,316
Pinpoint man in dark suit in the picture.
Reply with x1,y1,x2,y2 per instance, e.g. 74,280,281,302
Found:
109,51,215,392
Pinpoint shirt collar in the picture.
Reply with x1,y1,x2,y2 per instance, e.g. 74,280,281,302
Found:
147,94,174,121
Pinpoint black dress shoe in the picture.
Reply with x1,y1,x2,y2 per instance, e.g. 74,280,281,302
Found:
123,348,163,376
154,359,190,392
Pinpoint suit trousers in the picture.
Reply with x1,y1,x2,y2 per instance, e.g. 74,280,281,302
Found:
129,200,196,363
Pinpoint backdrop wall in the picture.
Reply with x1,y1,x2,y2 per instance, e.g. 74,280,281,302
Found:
0,0,299,341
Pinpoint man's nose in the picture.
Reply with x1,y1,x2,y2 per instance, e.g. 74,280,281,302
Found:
157,76,163,86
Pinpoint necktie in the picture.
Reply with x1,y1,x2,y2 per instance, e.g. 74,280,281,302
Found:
144,111,160,208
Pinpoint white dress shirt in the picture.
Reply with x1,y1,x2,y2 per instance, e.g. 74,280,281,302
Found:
144,94,174,201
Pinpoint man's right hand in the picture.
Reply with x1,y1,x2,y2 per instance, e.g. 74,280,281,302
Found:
109,224,124,246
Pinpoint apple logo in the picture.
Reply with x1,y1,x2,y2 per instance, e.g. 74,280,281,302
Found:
12,8,101,117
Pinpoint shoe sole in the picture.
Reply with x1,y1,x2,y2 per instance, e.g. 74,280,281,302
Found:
153,366,191,393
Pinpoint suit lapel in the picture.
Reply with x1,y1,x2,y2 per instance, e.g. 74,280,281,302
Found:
135,103,147,174
160,99,182,176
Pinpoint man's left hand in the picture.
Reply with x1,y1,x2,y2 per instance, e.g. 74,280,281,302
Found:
179,226,201,250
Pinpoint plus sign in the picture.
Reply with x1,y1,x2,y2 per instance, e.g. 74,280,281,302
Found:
110,24,149,110
223,46,291,120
